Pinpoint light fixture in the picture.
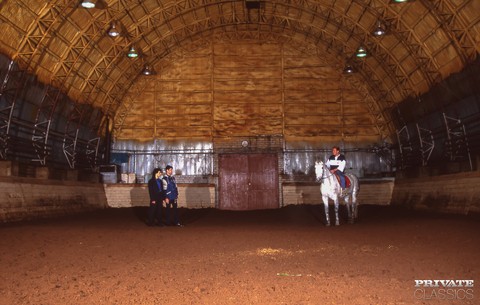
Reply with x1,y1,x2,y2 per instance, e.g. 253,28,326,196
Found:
141,65,155,75
127,46,139,58
107,23,120,37
80,0,107,9
343,65,354,74
80,0,96,8
355,46,367,58
373,21,386,37
391,0,410,3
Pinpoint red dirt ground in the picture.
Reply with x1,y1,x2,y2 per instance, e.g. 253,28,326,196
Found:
0,205,478,305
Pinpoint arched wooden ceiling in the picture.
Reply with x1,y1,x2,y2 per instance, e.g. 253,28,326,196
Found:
0,0,479,137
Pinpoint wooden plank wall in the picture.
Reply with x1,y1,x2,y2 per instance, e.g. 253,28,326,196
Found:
283,47,377,142
392,171,480,214
214,42,283,137
104,184,216,209
0,165,107,223
103,179,393,209
282,179,394,206
116,40,382,143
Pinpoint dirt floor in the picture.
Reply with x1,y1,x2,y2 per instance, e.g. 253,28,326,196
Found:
0,204,478,305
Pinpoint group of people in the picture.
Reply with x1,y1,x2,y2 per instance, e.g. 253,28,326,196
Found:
146,146,347,225
147,165,183,227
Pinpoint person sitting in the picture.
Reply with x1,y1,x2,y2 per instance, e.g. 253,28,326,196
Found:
326,146,347,196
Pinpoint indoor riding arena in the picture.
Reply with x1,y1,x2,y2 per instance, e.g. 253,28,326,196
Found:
0,1,479,304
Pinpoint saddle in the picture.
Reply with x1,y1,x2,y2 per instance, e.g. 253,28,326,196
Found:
334,174,351,188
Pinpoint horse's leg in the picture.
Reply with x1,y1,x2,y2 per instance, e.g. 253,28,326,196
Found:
344,195,353,223
334,197,340,226
322,195,330,226
352,191,358,220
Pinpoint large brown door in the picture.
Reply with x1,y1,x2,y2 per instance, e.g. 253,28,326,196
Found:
218,153,279,210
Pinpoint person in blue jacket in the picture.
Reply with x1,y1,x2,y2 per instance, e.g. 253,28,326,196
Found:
163,165,183,226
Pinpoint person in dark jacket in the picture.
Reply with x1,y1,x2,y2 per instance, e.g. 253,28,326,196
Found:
147,167,165,226
163,165,182,226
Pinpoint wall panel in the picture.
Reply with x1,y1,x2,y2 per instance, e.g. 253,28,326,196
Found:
116,39,382,143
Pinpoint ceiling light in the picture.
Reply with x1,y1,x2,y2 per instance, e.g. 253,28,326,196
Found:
343,65,354,74
127,46,139,58
80,0,96,8
142,65,155,75
80,0,107,9
107,23,120,37
391,0,410,3
373,22,386,37
355,46,367,58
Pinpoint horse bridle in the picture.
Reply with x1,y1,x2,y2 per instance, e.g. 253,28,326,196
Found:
317,163,335,181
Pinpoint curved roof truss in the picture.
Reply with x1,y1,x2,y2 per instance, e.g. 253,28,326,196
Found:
0,0,478,133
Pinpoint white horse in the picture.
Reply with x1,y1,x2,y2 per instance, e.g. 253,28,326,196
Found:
314,161,360,226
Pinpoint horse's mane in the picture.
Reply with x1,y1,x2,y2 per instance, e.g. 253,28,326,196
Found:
315,161,328,180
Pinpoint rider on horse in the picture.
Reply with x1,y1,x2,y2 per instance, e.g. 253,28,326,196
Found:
326,146,347,196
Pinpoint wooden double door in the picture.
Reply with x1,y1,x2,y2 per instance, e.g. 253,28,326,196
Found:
218,153,279,210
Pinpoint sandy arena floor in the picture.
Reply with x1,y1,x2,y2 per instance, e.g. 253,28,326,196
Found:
0,205,478,305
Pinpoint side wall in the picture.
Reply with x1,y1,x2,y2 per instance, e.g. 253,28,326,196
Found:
282,179,394,206
4,164,478,221
391,171,480,214
104,179,394,208
0,176,107,222
104,184,216,209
